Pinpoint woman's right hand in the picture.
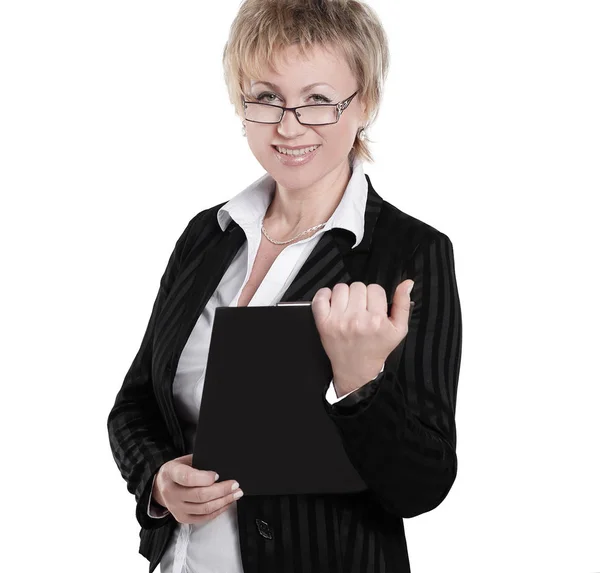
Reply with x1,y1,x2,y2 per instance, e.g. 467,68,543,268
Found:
151,454,244,525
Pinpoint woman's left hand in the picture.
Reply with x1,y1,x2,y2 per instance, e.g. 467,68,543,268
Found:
312,280,414,395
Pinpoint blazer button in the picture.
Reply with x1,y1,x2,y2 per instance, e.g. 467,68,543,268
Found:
255,519,273,540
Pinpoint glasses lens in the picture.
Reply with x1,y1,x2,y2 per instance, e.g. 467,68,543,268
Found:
244,103,338,125
244,103,281,123
296,105,338,125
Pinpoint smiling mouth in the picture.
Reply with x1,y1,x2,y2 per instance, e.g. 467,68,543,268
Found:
272,145,321,156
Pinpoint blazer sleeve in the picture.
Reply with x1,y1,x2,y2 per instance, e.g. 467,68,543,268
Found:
107,215,198,530
320,231,462,519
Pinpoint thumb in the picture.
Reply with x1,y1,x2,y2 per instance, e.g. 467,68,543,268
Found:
176,453,194,466
389,280,413,330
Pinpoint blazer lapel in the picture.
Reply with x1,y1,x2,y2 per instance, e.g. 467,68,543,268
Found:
279,174,384,303
154,221,248,451
168,221,248,371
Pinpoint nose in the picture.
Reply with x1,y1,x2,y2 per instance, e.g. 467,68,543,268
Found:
277,107,306,138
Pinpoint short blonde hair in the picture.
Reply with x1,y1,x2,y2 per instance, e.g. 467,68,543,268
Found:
222,0,389,164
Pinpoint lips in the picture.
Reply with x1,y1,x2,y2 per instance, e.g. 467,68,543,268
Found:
272,143,321,165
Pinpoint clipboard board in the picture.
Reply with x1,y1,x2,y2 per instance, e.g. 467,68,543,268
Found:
191,299,413,496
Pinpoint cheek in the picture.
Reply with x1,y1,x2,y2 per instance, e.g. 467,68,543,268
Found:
246,132,271,154
325,125,357,150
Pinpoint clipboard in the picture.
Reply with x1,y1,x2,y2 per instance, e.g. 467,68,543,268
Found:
191,299,413,496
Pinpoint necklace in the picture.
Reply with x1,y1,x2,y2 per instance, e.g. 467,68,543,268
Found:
261,221,327,245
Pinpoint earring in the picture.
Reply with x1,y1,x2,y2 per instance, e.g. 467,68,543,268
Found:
357,127,366,141
242,122,246,137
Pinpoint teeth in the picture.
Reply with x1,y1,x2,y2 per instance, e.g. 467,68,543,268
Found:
276,145,319,156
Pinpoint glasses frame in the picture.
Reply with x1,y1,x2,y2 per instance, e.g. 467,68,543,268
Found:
241,90,359,126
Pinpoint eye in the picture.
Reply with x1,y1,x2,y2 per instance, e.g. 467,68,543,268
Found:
256,92,279,103
310,94,331,104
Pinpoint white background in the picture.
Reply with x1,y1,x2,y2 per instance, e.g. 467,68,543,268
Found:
1,1,598,571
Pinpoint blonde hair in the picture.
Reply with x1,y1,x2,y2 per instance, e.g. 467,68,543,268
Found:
222,0,389,164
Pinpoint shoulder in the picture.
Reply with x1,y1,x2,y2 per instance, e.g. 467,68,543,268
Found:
377,198,453,261
173,201,228,260
186,201,227,232
366,174,453,258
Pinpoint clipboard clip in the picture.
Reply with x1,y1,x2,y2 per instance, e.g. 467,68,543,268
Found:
276,300,415,317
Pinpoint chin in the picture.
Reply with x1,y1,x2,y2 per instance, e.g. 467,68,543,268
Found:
272,164,324,186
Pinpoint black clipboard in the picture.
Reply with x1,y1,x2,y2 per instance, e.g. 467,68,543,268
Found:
191,300,413,496
191,302,370,496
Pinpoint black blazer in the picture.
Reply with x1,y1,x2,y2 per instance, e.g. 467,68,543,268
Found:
107,173,462,573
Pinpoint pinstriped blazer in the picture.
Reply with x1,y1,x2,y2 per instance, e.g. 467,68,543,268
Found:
107,173,462,573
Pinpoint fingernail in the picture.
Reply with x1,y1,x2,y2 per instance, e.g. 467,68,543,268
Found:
407,281,414,295
231,481,239,491
233,490,244,499
214,473,219,481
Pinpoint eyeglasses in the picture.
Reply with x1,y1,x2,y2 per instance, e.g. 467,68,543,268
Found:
241,90,358,126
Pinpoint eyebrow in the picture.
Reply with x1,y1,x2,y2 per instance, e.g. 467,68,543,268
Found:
251,81,335,93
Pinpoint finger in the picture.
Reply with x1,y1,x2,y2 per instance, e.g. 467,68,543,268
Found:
346,282,368,314
169,463,219,488
180,479,241,504
390,280,413,330
311,287,332,323
331,283,351,316
186,501,232,525
366,283,388,316
184,487,244,515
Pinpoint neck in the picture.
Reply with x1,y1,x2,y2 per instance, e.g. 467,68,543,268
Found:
264,157,352,239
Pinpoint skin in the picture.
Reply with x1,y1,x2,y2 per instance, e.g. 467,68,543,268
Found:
152,454,243,525
244,42,368,240
152,43,414,520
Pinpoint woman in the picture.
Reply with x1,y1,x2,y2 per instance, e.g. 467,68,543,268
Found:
108,1,463,572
